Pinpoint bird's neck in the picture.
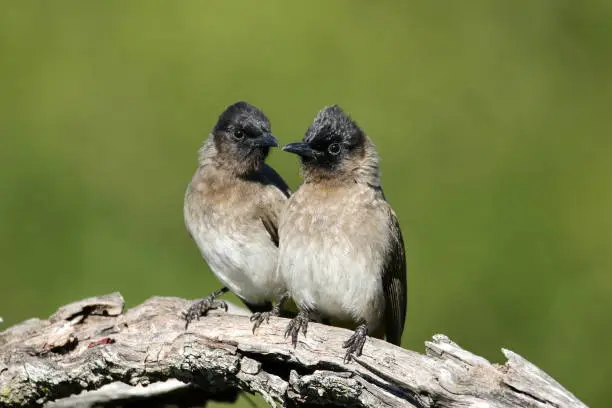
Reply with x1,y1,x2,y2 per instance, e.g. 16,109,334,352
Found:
198,137,264,178
352,140,381,188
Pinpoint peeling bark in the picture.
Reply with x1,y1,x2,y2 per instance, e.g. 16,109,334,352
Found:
0,293,587,407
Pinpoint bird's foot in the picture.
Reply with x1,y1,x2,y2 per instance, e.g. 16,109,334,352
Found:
284,311,309,348
250,293,290,334
182,293,228,330
250,308,278,334
342,324,368,363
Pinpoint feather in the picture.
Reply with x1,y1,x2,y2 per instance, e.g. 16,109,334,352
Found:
381,205,407,346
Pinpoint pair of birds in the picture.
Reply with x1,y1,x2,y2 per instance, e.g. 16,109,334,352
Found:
182,101,407,362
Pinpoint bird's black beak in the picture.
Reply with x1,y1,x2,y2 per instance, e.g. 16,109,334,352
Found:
254,133,279,148
282,142,317,158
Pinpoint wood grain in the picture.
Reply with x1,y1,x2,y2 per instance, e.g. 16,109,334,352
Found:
0,293,587,407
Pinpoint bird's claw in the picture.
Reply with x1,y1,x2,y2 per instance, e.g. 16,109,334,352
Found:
284,313,309,348
342,324,368,363
250,311,274,334
182,296,228,329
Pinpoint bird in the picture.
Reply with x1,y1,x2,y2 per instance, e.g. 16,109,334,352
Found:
278,105,407,362
182,101,293,332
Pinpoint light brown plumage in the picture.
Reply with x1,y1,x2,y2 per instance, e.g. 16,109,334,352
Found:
183,102,292,329
280,105,407,361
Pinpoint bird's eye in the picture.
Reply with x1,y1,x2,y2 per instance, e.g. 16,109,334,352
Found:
328,143,341,155
233,129,245,140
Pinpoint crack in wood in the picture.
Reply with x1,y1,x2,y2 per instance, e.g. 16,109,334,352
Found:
0,293,587,408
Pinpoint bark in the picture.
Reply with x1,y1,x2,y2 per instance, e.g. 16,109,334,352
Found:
0,293,587,407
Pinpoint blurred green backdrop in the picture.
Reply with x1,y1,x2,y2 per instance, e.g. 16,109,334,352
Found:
1,1,611,406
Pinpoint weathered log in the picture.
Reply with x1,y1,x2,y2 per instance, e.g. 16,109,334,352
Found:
0,293,587,407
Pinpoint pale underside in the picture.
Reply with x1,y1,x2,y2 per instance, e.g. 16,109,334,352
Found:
279,182,391,336
184,166,288,306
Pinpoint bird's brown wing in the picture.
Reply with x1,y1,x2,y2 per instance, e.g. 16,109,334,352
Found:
261,164,291,198
260,211,280,247
382,206,407,346
258,164,291,247
255,165,296,318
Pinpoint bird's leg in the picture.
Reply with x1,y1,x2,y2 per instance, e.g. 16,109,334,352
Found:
182,287,229,329
284,310,311,348
342,322,368,363
250,292,289,334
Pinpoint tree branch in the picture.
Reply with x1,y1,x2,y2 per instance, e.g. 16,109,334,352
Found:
0,293,586,407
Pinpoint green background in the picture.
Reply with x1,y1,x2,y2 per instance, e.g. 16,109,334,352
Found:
1,1,610,406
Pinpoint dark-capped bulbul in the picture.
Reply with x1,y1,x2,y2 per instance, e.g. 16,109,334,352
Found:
279,105,407,362
183,101,292,331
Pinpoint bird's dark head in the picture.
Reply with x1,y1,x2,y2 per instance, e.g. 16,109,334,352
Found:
283,105,379,185
207,101,278,174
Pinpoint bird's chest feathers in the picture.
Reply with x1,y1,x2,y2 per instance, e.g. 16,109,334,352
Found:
186,179,282,302
283,185,388,244
280,185,387,325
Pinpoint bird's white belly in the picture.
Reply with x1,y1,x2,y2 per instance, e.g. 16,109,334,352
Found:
280,231,385,329
193,226,283,304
